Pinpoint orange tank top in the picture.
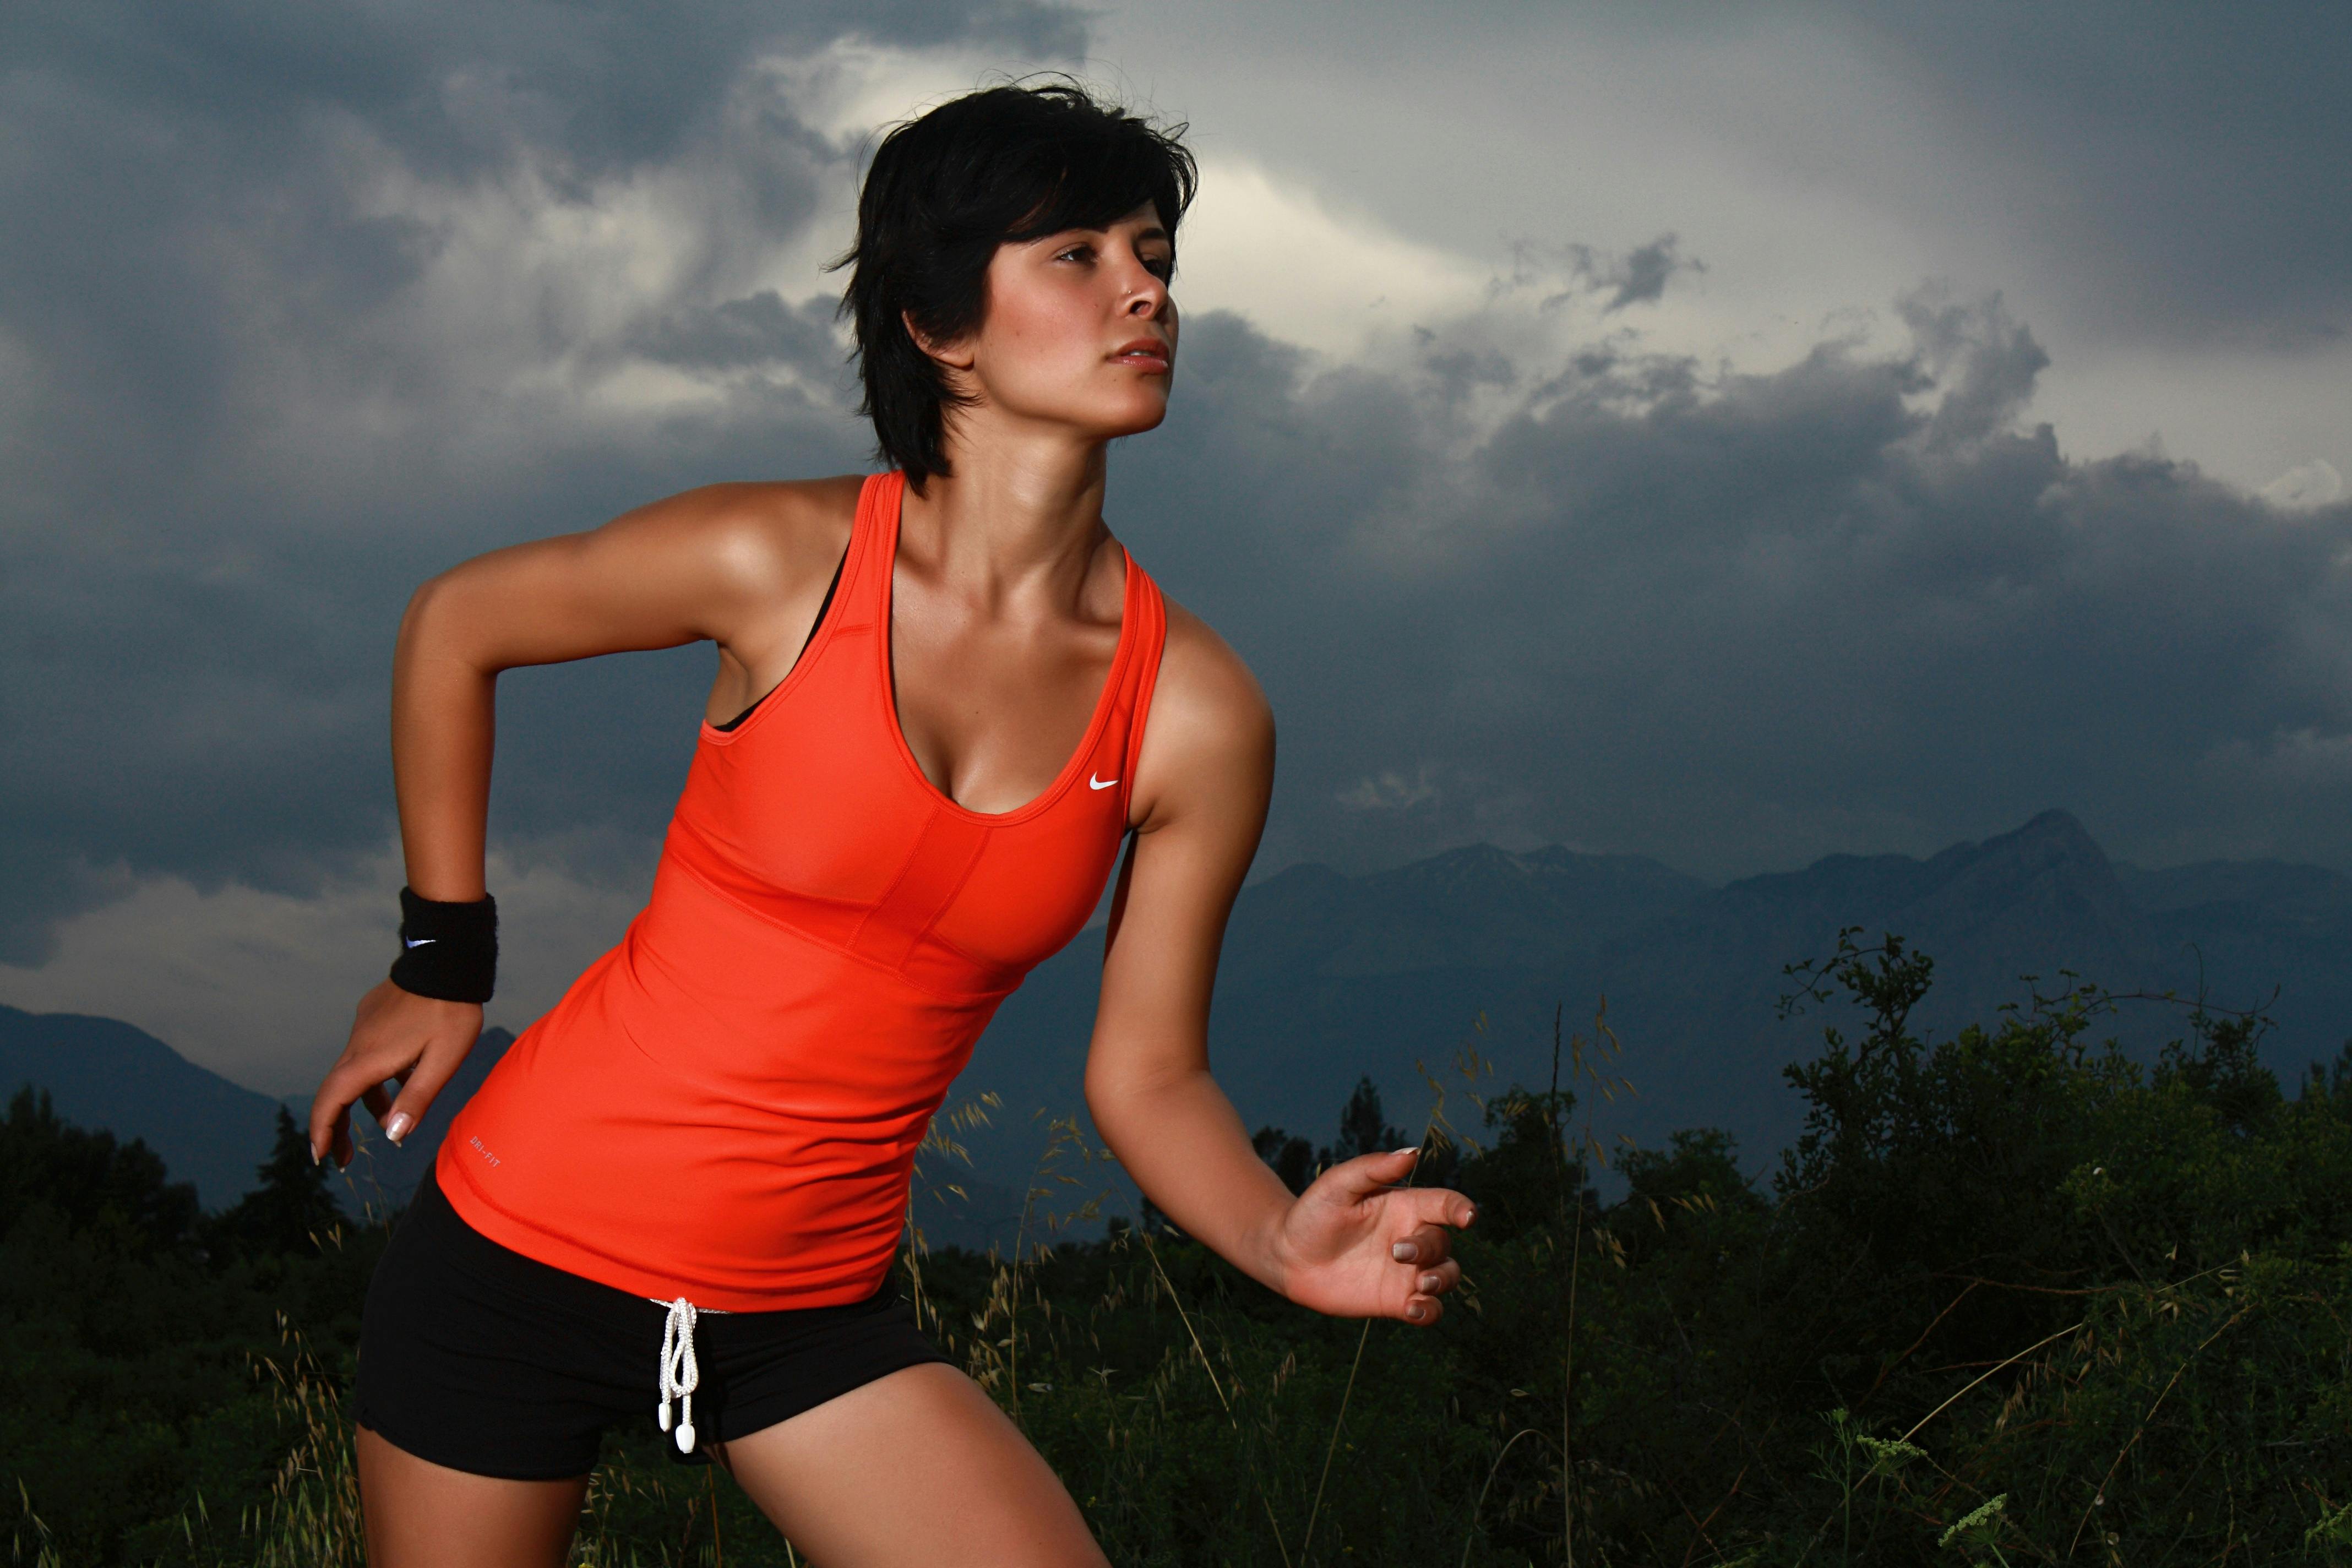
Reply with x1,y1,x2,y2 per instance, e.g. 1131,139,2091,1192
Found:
437,471,1168,1310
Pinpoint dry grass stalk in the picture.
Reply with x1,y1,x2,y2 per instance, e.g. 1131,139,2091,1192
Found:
1298,1074,1458,1566
1140,1229,1295,1566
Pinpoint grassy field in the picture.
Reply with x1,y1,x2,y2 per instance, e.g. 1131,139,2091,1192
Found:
9,933,2352,1564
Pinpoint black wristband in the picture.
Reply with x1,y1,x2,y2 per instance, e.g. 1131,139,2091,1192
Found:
388,886,498,1004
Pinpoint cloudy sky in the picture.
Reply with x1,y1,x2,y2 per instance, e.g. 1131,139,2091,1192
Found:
3,1,2348,1093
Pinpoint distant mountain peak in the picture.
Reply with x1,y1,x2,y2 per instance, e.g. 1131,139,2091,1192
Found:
2001,808,2103,855
1376,840,1708,892
1398,842,1537,885
1934,810,2127,906
1914,810,2106,876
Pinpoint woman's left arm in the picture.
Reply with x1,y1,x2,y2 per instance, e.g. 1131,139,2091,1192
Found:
1085,603,1474,1325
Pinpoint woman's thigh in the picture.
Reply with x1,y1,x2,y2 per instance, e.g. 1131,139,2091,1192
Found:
358,1427,587,1568
711,1363,1107,1567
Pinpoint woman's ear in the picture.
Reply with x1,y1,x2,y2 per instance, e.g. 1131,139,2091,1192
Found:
902,311,976,371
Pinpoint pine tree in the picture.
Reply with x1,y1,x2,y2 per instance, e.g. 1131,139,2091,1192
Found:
1331,1075,1407,1163
216,1106,343,1255
1252,1124,1317,1194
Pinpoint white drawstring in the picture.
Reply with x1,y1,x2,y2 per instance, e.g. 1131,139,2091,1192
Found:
656,1297,700,1453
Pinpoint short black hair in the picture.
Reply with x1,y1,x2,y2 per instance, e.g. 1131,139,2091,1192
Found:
836,81,1197,491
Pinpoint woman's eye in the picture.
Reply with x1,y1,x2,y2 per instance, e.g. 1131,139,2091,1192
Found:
1056,245,1094,264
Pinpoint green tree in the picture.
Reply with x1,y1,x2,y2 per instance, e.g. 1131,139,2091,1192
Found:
0,1087,198,1251
213,1107,344,1257
1250,1124,1316,1194
1331,1075,1407,1162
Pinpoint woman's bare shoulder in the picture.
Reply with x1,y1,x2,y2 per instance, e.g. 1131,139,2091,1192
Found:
1156,597,1271,727
1135,594,1275,806
602,474,867,596
656,473,864,551
690,473,869,522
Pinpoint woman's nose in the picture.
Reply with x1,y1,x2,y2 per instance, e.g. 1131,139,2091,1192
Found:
1127,279,1170,318
1124,263,1171,318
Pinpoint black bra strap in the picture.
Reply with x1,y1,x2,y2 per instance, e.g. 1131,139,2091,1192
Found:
712,538,850,733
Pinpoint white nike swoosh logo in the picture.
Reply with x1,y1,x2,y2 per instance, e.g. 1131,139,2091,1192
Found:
1088,774,1118,790
404,937,437,948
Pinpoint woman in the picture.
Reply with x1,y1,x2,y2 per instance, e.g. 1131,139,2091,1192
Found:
309,81,1473,1567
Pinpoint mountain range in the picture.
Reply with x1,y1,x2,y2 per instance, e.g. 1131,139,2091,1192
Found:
7,810,2349,1229
953,808,2352,1186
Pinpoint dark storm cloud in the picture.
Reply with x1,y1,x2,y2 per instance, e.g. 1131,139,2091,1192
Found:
6,1,2349,983
1822,0,2352,349
0,3,1083,176
0,1,1085,961
1566,235,1701,316
1110,291,2352,881
630,291,846,372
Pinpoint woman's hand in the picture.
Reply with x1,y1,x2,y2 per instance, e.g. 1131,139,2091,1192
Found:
1272,1148,1476,1325
307,979,482,1167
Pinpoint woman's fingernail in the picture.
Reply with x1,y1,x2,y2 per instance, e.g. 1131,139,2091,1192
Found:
1420,1272,1442,1293
1407,1303,1425,1321
385,1110,412,1145
1391,1241,1417,1263
1462,1206,1477,1226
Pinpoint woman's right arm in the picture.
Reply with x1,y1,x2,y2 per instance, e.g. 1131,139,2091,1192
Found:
306,479,858,1164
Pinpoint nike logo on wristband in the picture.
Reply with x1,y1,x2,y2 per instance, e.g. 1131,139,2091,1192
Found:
404,937,437,948
1089,775,1118,790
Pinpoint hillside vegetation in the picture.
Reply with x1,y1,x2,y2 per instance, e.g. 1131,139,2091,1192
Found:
6,933,2351,1564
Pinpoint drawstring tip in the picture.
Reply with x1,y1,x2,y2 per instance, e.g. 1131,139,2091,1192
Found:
656,1296,702,1453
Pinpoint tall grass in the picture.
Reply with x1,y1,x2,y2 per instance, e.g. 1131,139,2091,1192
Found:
194,963,2352,1565
11,1479,62,1568
243,1320,364,1567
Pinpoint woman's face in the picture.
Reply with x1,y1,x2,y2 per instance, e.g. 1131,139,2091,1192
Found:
943,202,1178,444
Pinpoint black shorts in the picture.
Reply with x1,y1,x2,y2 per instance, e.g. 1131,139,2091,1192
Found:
355,1170,950,1480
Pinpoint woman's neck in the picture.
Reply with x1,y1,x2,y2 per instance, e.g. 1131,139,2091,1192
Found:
899,423,1113,607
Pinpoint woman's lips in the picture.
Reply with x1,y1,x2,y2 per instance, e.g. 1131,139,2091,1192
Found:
1112,339,1171,372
